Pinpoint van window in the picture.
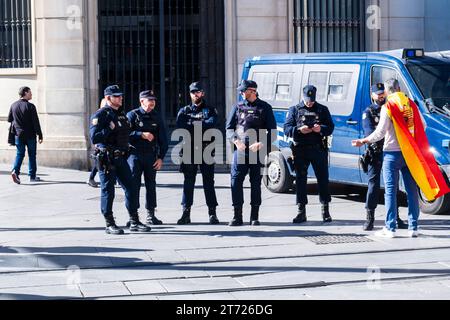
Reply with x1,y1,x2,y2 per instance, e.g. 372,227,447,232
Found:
276,73,294,101
308,72,328,101
303,64,360,116
328,72,353,102
371,66,411,97
252,72,277,100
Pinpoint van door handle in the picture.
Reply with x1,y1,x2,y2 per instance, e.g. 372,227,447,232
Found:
346,120,358,126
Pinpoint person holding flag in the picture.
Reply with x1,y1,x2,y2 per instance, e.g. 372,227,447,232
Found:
352,79,450,238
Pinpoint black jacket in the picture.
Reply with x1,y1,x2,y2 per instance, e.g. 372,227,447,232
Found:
8,99,43,141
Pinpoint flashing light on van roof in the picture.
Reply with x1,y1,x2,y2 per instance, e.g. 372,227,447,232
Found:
403,49,425,59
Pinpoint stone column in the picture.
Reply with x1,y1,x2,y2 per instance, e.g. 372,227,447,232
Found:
224,0,290,114
33,0,91,169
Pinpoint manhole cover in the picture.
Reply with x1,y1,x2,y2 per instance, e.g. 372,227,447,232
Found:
303,234,373,245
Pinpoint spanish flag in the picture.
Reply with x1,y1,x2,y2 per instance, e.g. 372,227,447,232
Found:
386,92,450,201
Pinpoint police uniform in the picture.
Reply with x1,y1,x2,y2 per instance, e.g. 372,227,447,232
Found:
90,85,150,235
127,90,169,226
362,83,408,231
226,80,277,226
284,85,335,223
176,82,220,225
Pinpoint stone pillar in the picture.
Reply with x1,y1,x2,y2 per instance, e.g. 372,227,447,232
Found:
0,0,95,170
379,0,425,50
224,0,290,114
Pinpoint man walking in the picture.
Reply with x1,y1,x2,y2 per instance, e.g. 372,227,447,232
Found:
8,87,43,184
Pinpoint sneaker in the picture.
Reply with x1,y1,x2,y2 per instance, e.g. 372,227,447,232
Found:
375,227,396,238
11,172,21,185
29,177,42,183
87,179,99,188
408,230,419,238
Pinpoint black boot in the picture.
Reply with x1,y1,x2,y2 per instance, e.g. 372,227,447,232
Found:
209,207,220,225
147,209,163,225
129,213,152,233
293,204,307,224
104,215,124,235
177,207,192,225
322,204,332,223
250,206,260,226
229,207,243,227
397,216,408,230
363,210,375,231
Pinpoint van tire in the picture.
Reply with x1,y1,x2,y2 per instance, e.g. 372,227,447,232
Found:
264,152,293,193
418,189,450,215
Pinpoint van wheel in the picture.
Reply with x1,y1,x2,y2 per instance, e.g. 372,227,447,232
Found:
264,152,293,193
418,189,450,215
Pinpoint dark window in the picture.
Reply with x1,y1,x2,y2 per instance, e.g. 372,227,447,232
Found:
406,62,450,109
293,0,365,53
0,0,33,69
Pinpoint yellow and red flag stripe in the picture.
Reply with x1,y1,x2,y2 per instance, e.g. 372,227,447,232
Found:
386,92,450,201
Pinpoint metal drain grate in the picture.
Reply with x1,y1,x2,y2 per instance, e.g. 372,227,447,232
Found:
303,234,373,245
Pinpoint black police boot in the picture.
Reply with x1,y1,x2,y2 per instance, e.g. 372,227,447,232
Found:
129,213,152,233
104,215,124,235
177,207,192,225
322,204,333,223
250,206,261,226
208,207,220,225
397,216,408,230
363,210,375,231
293,204,307,224
147,209,163,226
229,207,244,227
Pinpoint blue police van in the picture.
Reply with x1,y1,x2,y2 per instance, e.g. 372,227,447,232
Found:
240,49,450,215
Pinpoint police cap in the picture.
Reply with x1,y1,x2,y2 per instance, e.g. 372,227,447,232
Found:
371,83,385,95
140,90,157,100
104,85,123,97
303,85,317,103
237,80,258,92
189,82,204,93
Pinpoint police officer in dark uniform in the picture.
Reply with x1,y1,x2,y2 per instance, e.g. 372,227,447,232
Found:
362,83,408,231
176,82,220,225
127,90,169,226
284,85,335,224
90,85,151,235
226,80,277,226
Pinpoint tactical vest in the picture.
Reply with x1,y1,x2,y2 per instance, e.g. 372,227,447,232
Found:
235,101,264,141
132,110,159,148
105,109,131,150
368,105,381,128
296,105,320,128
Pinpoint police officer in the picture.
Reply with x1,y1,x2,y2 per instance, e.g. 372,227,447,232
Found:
127,90,169,226
284,85,335,224
176,82,220,225
362,83,408,231
90,85,151,235
226,80,277,226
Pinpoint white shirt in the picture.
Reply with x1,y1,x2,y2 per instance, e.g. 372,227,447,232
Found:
366,105,427,152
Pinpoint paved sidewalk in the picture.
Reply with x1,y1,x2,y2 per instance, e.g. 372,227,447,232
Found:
0,164,449,300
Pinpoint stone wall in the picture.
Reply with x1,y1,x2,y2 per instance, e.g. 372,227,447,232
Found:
0,0,96,170
224,0,290,114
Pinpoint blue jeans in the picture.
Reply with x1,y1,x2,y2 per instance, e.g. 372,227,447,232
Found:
13,137,37,179
383,152,420,231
